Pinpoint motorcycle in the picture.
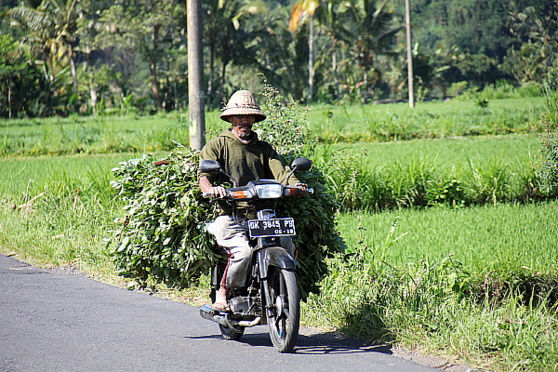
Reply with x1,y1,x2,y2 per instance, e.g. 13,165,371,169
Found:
198,157,313,353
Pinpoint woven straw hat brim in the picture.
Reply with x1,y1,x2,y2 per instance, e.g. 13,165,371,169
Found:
220,108,266,122
219,90,266,123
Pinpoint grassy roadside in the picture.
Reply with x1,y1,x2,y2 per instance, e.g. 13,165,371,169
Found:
303,202,558,370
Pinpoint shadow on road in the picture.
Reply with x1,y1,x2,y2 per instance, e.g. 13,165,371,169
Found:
295,333,392,355
186,330,392,355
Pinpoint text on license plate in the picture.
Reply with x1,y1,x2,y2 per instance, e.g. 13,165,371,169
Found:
248,218,296,237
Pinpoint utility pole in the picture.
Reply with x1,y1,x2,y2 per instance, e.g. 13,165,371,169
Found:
307,17,315,102
405,0,415,108
187,0,205,150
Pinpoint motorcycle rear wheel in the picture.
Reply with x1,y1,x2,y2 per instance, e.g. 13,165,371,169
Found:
267,268,300,353
219,323,244,341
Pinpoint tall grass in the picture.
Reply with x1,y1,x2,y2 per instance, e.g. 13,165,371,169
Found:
336,202,558,275
0,154,129,276
0,154,133,204
316,135,547,210
0,192,118,272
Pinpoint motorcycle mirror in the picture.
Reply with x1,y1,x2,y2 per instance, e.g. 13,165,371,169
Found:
199,160,222,174
290,157,312,172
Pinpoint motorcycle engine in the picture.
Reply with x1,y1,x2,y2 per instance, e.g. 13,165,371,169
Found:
228,296,260,317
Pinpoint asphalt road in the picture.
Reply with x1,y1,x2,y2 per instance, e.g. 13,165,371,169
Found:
0,254,439,372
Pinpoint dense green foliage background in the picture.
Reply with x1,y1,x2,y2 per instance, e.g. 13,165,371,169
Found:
1,0,556,117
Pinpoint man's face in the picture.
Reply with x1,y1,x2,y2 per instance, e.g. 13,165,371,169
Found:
230,115,256,139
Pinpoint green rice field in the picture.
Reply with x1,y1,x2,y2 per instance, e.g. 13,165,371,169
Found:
337,202,558,275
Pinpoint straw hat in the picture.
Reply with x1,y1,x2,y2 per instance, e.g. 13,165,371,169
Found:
220,90,266,123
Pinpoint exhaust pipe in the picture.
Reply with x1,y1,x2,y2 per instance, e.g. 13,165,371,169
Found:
238,317,261,327
199,305,229,327
199,305,261,328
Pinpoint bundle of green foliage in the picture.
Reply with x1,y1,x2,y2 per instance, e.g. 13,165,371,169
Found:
110,149,217,287
110,85,345,297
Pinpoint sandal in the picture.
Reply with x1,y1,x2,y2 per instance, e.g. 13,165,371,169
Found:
211,302,231,312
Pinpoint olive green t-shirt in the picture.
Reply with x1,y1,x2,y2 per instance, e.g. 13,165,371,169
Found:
199,129,300,187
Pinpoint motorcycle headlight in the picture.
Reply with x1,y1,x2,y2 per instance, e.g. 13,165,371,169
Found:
254,184,283,199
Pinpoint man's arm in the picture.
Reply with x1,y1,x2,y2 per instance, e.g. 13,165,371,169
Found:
198,137,228,198
263,143,309,195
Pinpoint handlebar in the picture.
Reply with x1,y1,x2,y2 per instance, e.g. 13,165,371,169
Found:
202,187,314,199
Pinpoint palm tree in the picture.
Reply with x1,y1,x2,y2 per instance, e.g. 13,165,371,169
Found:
291,0,359,101
291,0,401,102
290,0,320,101
337,0,402,101
250,7,310,101
203,0,266,105
7,0,80,96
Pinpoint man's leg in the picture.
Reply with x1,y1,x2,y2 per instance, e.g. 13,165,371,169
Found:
208,216,251,309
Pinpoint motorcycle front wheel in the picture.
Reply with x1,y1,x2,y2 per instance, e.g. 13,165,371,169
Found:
266,268,300,353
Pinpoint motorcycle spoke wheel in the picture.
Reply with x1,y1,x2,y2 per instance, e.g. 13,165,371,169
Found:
267,269,300,353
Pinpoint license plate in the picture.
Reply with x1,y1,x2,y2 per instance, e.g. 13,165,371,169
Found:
248,218,296,237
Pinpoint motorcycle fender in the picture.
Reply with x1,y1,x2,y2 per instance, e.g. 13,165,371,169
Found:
257,247,296,279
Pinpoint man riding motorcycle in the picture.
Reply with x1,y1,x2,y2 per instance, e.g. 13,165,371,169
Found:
198,89,308,311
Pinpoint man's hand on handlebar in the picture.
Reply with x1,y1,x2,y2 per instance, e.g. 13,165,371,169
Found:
199,176,227,198
209,186,227,198
296,183,310,196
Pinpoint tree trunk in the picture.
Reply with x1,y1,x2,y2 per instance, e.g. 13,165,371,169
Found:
86,49,97,110
150,24,163,111
307,17,315,102
187,0,206,150
220,61,228,104
69,43,78,97
8,85,12,119
208,42,215,102
405,0,415,108
331,38,341,100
